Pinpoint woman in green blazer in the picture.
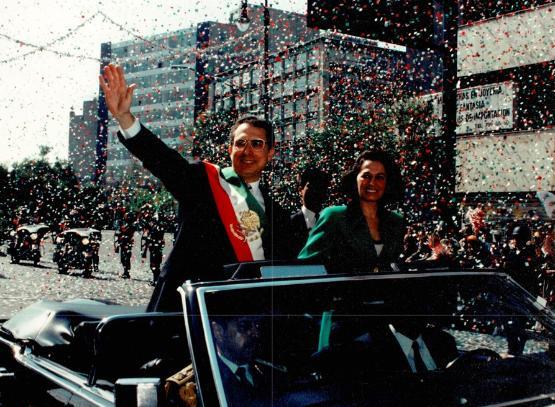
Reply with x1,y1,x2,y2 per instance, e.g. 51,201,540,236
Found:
298,150,405,273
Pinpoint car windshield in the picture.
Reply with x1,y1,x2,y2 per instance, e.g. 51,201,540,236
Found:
200,273,555,407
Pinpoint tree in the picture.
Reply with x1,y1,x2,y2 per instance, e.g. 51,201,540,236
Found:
270,110,400,212
0,164,12,235
38,145,52,159
192,108,238,166
188,100,450,226
8,158,79,226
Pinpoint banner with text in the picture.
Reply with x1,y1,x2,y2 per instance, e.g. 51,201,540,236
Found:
456,81,514,135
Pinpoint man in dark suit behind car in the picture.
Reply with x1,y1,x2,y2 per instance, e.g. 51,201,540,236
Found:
290,168,330,255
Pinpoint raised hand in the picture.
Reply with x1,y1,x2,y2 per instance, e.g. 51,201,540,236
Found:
99,64,136,129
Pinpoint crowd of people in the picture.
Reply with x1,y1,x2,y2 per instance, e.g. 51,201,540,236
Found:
402,209,554,300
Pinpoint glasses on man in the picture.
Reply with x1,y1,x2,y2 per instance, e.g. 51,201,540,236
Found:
233,138,267,151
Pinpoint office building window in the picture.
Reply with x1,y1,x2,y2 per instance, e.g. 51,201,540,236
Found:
308,95,319,113
296,99,307,118
232,75,241,89
284,123,294,141
252,91,259,106
308,72,319,91
273,60,283,77
223,97,234,110
271,103,282,122
284,101,294,119
285,58,294,74
296,121,306,138
274,125,283,142
271,81,282,99
252,68,261,86
242,71,251,87
284,79,294,97
297,52,307,70
308,47,320,67
295,76,307,93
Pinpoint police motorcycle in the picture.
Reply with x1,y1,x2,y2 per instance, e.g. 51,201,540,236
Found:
1,262,555,406
7,224,49,266
53,228,102,277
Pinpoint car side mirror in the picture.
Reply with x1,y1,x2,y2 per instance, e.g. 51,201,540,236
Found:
115,377,162,407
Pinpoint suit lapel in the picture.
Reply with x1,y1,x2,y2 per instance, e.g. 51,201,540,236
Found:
258,184,275,258
346,205,378,263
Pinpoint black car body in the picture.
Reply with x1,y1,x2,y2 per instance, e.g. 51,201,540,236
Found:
0,268,554,406
7,224,49,265
53,228,102,276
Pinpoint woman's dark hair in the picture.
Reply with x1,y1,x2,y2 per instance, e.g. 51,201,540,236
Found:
341,150,403,205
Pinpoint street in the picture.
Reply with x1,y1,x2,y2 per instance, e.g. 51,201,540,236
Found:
0,231,174,319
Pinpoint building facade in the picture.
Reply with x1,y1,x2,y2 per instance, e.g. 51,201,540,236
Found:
98,21,240,185
97,5,311,185
455,2,554,216
208,31,439,143
68,98,98,183
100,28,201,185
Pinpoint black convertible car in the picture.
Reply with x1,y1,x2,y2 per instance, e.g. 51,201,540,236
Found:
0,267,554,406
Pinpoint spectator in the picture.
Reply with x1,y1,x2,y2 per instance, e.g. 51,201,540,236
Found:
290,168,331,255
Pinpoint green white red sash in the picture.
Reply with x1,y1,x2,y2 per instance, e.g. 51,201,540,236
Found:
204,162,265,262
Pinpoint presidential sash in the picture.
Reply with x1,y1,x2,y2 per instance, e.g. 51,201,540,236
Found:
204,162,265,261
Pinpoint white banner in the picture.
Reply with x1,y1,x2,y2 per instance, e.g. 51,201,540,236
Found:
456,128,555,193
456,81,514,135
458,4,555,76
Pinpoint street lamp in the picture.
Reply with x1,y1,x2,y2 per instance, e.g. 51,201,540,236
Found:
236,0,270,120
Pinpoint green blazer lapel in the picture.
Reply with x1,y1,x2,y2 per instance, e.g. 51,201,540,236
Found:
346,204,378,261
378,210,399,260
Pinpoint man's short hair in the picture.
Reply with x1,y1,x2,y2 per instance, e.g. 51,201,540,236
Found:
229,116,274,147
298,168,331,190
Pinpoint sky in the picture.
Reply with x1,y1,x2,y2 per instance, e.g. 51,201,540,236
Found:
0,0,306,167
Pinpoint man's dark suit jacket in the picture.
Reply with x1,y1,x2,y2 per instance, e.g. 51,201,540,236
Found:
118,125,293,311
313,325,458,376
216,359,258,406
370,326,459,372
216,356,289,406
290,210,310,256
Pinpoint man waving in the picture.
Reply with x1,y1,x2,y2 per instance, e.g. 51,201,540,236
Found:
99,64,293,311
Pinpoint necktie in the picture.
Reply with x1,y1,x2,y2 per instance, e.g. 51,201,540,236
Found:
314,212,320,222
412,340,427,372
244,184,266,222
235,366,250,385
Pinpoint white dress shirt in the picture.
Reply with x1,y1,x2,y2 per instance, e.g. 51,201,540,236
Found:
389,324,437,372
218,353,254,385
301,206,318,230
119,117,141,138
